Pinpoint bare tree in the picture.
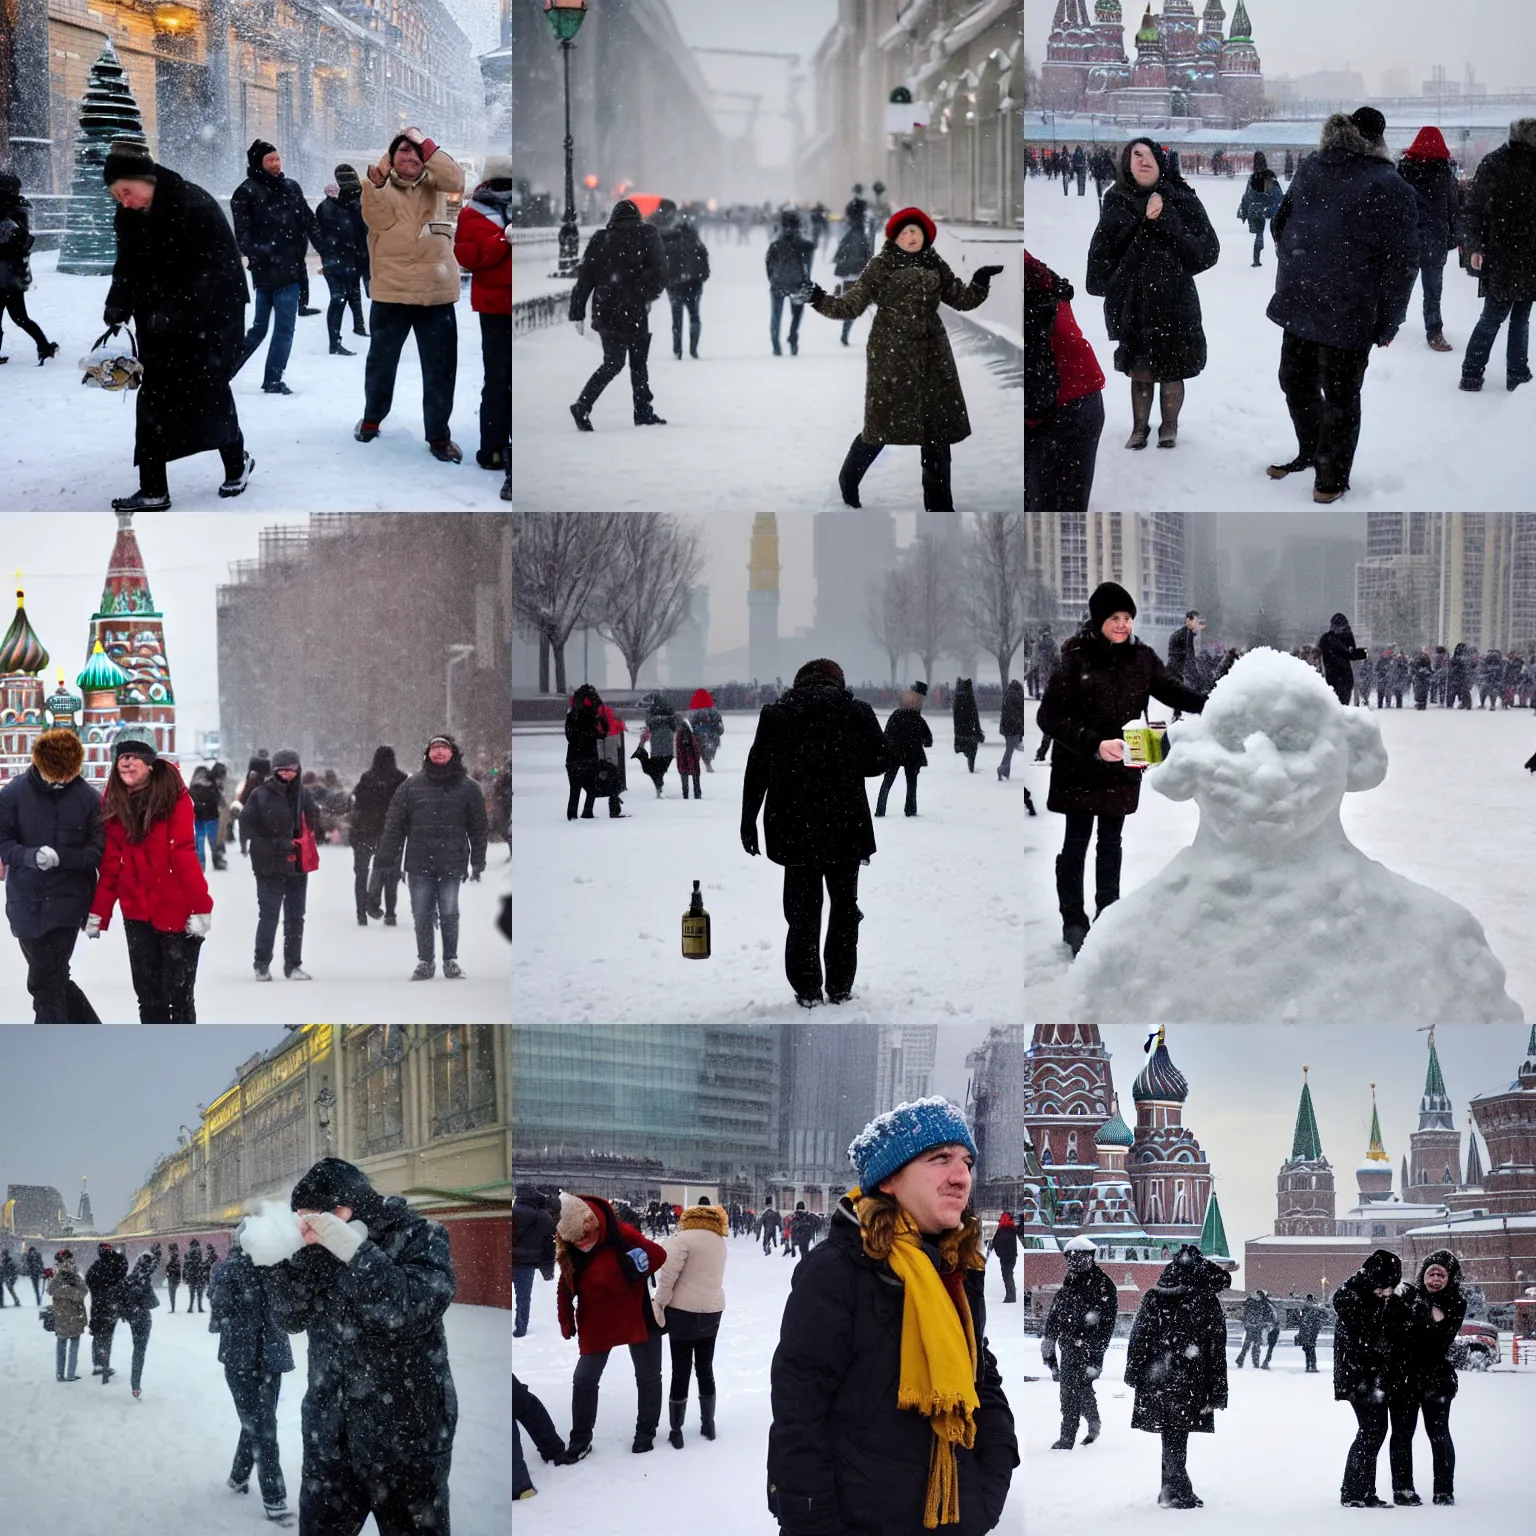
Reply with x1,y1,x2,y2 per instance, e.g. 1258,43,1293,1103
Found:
964,512,1030,689
1021,565,1061,634
905,534,963,685
595,514,707,688
868,565,915,686
509,514,616,695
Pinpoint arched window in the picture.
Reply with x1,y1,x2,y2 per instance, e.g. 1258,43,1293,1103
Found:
1066,1132,1079,1162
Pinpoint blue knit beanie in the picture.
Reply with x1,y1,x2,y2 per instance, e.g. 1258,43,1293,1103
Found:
848,1097,977,1191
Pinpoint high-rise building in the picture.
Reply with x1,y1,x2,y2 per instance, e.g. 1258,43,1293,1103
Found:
777,1023,883,1202
747,514,781,685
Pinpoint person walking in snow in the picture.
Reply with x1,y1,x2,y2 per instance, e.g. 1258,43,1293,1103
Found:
636,693,678,798
1036,582,1207,957
768,1098,1019,1536
349,744,407,924
1042,1234,1117,1450
652,1196,728,1450
1396,127,1461,351
952,678,985,772
513,1184,557,1339
1031,628,1060,703
766,206,817,356
186,1238,209,1312
1025,249,1107,514
1124,1244,1231,1509
453,153,513,477
1086,139,1220,451
514,1374,568,1498
163,1242,182,1312
1318,612,1368,708
799,207,1002,510
23,1244,44,1305
1236,1287,1277,1367
102,138,252,511
759,1203,780,1254
688,689,724,770
312,163,371,355
0,171,59,365
1237,150,1284,267
0,1246,18,1305
1386,1249,1465,1507
85,1241,128,1384
45,1248,88,1381
116,1248,160,1399
674,717,703,800
1334,1249,1403,1507
1296,1292,1328,1371
987,1211,1019,1303
831,189,875,347
242,748,322,983
650,198,711,362
876,680,933,818
998,679,1027,783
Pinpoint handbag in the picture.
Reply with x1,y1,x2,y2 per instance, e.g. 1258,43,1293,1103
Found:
297,817,321,874
40,1306,55,1333
80,325,143,392
590,757,619,797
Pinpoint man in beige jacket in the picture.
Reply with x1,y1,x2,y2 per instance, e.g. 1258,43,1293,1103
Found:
355,127,466,462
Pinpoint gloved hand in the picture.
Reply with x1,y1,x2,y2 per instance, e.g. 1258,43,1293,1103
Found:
973,264,1005,286
85,914,103,940
34,846,59,871
1041,1339,1058,1369
793,282,824,307
740,822,760,857
185,912,212,938
102,306,129,328
299,1212,368,1264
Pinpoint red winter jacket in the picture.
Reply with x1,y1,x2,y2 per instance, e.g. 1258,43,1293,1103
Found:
557,1197,668,1356
90,773,213,934
1025,251,1106,427
454,194,510,316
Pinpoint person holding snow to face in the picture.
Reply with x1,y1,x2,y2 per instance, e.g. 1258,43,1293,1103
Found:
1386,1249,1466,1507
1042,1234,1117,1450
1333,1249,1402,1508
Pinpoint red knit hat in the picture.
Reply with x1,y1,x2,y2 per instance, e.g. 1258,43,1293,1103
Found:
1403,126,1451,162
885,206,937,245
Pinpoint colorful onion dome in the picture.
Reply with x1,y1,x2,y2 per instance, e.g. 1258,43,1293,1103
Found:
1133,1029,1190,1102
77,639,128,693
1094,1105,1135,1147
0,589,50,675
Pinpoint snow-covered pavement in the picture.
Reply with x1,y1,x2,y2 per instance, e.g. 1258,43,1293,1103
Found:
510,226,1024,513
0,846,512,1024
1026,170,1536,510
511,714,1025,1023
0,1292,510,1532
0,253,505,511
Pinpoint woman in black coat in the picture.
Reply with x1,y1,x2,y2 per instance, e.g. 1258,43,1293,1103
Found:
0,171,58,364
102,144,251,511
1035,582,1206,955
1317,612,1368,707
998,679,1026,781
876,687,933,818
1124,1245,1230,1510
951,679,985,772
1386,1249,1466,1506
1086,138,1220,448
564,685,608,821
1333,1249,1403,1508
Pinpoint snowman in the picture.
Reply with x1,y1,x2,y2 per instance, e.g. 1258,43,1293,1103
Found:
1070,647,1522,1024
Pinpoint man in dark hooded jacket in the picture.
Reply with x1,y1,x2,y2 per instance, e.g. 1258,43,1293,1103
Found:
1042,1235,1117,1449
568,198,668,428
651,199,711,359
22,1243,44,1304
116,1248,161,1397
1296,1292,1328,1371
313,163,371,354
1236,1287,1277,1366
349,744,408,926
376,733,489,981
740,658,886,1007
1386,1249,1466,1506
231,139,316,394
1333,1248,1403,1507
1458,118,1536,393
242,748,324,981
260,1157,457,1535
85,1242,129,1383
765,207,816,356
512,1184,556,1338
1318,613,1368,707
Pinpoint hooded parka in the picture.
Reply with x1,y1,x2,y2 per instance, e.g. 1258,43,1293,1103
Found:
883,692,933,770
208,1244,296,1375
348,747,408,846
568,200,668,340
1333,1250,1403,1405
0,732,104,938
1459,120,1536,304
1125,1250,1231,1434
1386,1249,1466,1406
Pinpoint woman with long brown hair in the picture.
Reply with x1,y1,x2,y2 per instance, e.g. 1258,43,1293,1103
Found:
88,735,212,1021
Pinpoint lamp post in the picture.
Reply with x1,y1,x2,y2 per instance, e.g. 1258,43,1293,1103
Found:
545,0,589,278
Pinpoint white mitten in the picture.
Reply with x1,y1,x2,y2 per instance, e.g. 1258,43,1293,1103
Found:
35,846,59,871
85,914,103,939
305,1211,367,1264
185,912,212,938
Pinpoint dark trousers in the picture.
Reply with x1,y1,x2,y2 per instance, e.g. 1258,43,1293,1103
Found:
513,1264,537,1336
254,871,308,972
769,290,804,351
1058,1342,1100,1441
0,1276,16,1304
1262,1324,1280,1366
122,919,202,1022
572,1334,663,1441
243,281,299,386
514,1376,564,1497
1026,390,1105,512
16,926,99,1023
1463,294,1533,380
1161,1426,1194,1500
1278,330,1371,495
128,1313,151,1391
363,299,458,442
668,1332,718,1399
139,436,247,497
167,1281,178,1311
840,433,954,511
1342,1397,1391,1502
1302,1342,1318,1371
1389,1392,1454,1498
324,272,366,342
875,762,920,816
91,1319,116,1373
31,1274,43,1304
226,1365,287,1507
365,854,402,920
1,290,51,352
189,1282,205,1311
669,282,702,356
680,769,702,798
408,872,462,963
1236,1326,1265,1365
958,742,978,772
782,861,861,1000
576,329,654,417
1419,258,1445,333
1250,222,1266,262
998,1257,1017,1302
353,838,395,919
1058,810,1124,923
299,1450,449,1536
477,311,511,458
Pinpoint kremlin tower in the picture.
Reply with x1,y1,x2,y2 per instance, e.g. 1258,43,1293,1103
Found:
1274,1067,1335,1236
1357,1087,1395,1204
1407,1028,1462,1201
1126,1027,1213,1243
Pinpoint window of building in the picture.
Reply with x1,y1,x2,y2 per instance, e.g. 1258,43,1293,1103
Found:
428,1026,498,1139
352,1027,404,1155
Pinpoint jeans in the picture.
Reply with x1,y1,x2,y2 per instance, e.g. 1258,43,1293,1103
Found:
1278,330,1372,494
1058,810,1125,923
243,282,300,387
128,1313,151,1391
194,818,218,869
1000,734,1022,777
669,281,702,355
875,763,920,816
408,872,462,963
513,1264,537,1336
1389,1392,1455,1498
575,329,654,417
572,1334,663,1441
782,862,861,1000
324,271,366,342
226,1366,287,1507
16,926,99,1023
363,299,458,441
55,1334,80,1378
1343,1398,1391,1501
769,290,805,351
254,872,308,972
1026,390,1105,512
122,920,203,1022
1463,294,1533,380
1419,257,1445,333
478,311,511,459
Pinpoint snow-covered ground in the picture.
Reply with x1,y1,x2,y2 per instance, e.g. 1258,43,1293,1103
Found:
1025,171,1536,510
1023,689,1535,1023
1,253,504,511
511,714,1025,1023
0,1290,510,1532
510,225,1024,513
0,846,512,1024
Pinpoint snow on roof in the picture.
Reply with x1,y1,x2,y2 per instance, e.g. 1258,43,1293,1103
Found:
1245,1234,1380,1245
1405,1215,1536,1235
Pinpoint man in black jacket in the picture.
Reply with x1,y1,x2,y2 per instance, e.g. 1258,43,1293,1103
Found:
1296,1291,1328,1372
988,1213,1019,1303
85,1242,128,1383
875,683,933,817
1042,1234,1118,1449
232,139,316,395
741,658,887,1007
652,199,711,359
765,207,815,356
243,748,323,982
313,164,371,355
1458,117,1536,393
376,734,489,981
1334,1249,1402,1507
568,198,668,429
0,728,104,1022
512,1184,556,1338
1319,612,1368,707
22,1244,44,1304
349,744,407,926
260,1158,457,1536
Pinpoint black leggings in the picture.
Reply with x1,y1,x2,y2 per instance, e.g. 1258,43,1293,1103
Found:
1,291,50,352
1058,810,1125,921
1389,1392,1454,1498
668,1334,717,1399
139,436,247,496
1342,1397,1391,1501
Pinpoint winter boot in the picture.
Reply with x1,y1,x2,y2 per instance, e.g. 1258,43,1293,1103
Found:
838,434,882,507
1459,374,1483,392
38,341,59,364
1023,788,1038,816
1125,380,1154,449
411,960,435,980
428,438,463,463
1157,379,1184,448
570,403,594,432
443,959,464,979
1393,1491,1422,1506
699,1395,716,1440
1427,332,1453,352
1050,1437,1074,1450
1083,1419,1101,1445
329,340,355,356
1509,367,1533,392
668,1398,687,1448
284,966,312,980
262,381,294,395
1056,854,1090,955
254,964,272,982
111,490,171,513
1265,454,1314,479
218,452,255,498
354,419,381,441
634,410,667,426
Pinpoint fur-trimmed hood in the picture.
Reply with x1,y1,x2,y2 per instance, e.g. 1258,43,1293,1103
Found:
32,729,84,785
678,1204,729,1237
1319,112,1392,161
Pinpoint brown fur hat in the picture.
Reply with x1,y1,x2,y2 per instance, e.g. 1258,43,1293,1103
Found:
32,729,84,784
678,1204,729,1237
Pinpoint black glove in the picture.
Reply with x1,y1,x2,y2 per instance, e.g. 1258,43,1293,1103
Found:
793,282,824,307
740,823,760,857
103,306,130,328
470,866,484,883
973,264,1004,287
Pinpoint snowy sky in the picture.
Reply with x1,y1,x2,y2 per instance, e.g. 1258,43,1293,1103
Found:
440,0,503,54
1025,0,1536,99
0,1027,289,1232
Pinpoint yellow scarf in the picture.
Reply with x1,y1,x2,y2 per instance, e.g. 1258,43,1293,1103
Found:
853,1190,980,1529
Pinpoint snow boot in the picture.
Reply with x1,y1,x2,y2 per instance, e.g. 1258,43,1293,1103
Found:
699,1395,716,1440
443,959,464,979
1427,331,1453,352
826,989,851,1004
218,452,255,498
329,340,355,356
1023,788,1038,816
1393,1491,1422,1506
428,438,463,463
1509,367,1533,392
794,993,822,1009
634,410,667,426
1265,454,1314,479
1459,374,1483,392
1083,1420,1100,1445
38,341,59,364
354,419,381,441
501,471,512,500
411,960,436,980
298,305,322,317
284,966,312,980
1432,1494,1454,1506
668,1399,687,1448
632,1425,656,1454
261,381,294,395
838,434,881,507
570,403,594,431
1050,1438,1074,1450
1312,488,1346,504
254,965,272,982
111,490,171,513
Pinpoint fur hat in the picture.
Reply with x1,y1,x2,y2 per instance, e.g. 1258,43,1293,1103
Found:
885,206,937,245
103,138,155,186
1361,1248,1403,1288
1089,580,1138,627
480,153,513,185
848,1095,977,1191
1512,118,1536,149
556,1192,599,1243
271,747,301,771
793,658,846,690
32,728,84,784
289,1157,383,1223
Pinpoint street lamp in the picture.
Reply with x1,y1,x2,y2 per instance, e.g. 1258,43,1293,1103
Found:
544,0,589,278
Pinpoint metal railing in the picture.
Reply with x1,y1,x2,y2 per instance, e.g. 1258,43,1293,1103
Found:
513,290,574,335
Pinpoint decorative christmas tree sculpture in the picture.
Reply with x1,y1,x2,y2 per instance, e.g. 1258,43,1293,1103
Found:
57,38,150,276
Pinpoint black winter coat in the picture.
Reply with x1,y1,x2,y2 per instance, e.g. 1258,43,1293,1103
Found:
1319,621,1368,696
1036,632,1206,816
661,219,711,289
1333,1271,1395,1404
834,200,873,278
0,767,104,939
1396,155,1460,267
265,1195,458,1468
999,683,1026,740
1386,1251,1466,1406
376,756,490,879
1043,1262,1117,1359
1166,624,1196,682
208,1247,295,1375
1125,1252,1230,1434
951,682,985,751
0,175,35,293
568,205,667,339
988,1225,1018,1265
183,1244,205,1287
23,1248,43,1280
165,1253,182,1284
104,167,248,465
512,1188,557,1268
116,1253,162,1323
767,1199,1018,1536
564,701,608,766
1086,177,1220,380
1268,116,1421,350
242,777,323,880
231,170,316,290
1296,1300,1329,1346
766,229,816,295
85,1248,128,1333
349,759,408,846
883,705,933,770
312,189,370,280
741,684,887,868
189,778,221,822
1459,135,1536,303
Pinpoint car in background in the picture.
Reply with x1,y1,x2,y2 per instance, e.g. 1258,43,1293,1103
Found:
1452,1318,1500,1370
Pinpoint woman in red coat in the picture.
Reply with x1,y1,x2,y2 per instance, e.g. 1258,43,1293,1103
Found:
453,153,511,491
555,1193,667,1460
88,736,213,1021
1026,249,1106,512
